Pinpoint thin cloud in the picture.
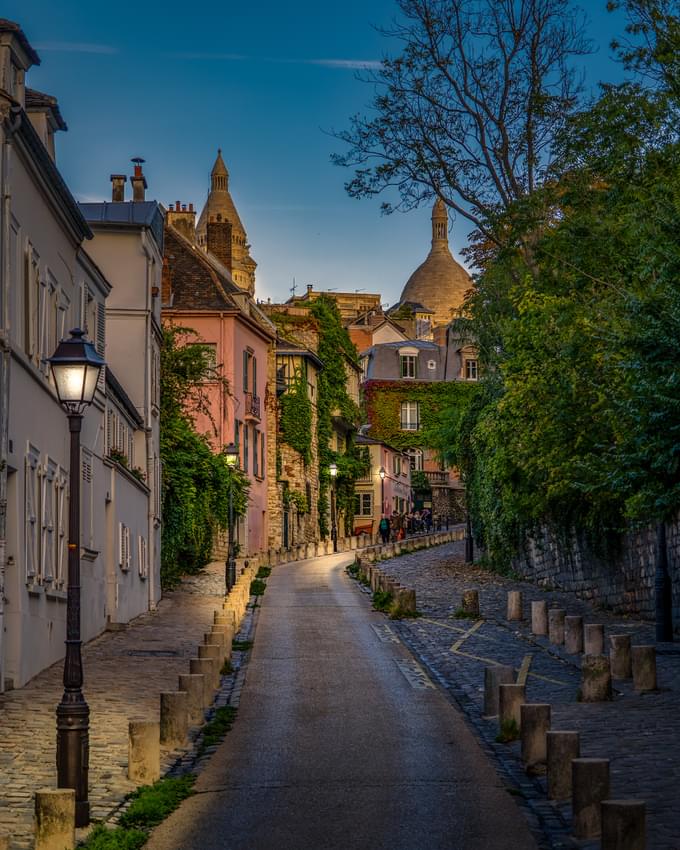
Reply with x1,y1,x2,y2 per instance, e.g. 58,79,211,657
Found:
169,51,381,70
34,42,118,55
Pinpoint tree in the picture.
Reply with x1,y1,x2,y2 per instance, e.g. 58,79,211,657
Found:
333,0,590,263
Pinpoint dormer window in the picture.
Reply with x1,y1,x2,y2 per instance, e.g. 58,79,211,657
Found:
400,354,417,379
465,359,478,381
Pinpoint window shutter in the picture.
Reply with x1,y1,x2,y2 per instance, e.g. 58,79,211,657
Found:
253,357,257,396
56,470,67,585
138,536,148,579
41,461,56,583
25,449,39,581
243,350,249,392
96,301,106,392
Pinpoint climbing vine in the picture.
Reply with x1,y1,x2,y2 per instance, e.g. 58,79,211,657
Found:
278,368,313,464
309,296,367,537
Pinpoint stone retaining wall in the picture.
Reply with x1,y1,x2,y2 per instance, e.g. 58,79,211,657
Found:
514,522,680,628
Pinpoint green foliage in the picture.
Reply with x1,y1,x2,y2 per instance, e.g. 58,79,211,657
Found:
308,297,367,537
119,776,195,830
257,565,272,578
372,589,393,612
78,825,147,850
249,578,266,596
283,488,309,513
496,718,520,743
232,640,253,651
279,368,313,463
160,325,249,588
198,706,237,755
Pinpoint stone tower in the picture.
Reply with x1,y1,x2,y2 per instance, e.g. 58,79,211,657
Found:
196,149,257,294
398,198,471,325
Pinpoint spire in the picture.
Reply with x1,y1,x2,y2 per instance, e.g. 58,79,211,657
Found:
431,197,448,247
210,148,229,192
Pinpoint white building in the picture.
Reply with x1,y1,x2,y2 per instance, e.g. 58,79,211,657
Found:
0,20,159,689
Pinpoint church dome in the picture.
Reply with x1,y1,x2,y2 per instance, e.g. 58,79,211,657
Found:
399,199,471,325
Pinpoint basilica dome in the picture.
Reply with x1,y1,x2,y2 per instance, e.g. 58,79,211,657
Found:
399,199,471,326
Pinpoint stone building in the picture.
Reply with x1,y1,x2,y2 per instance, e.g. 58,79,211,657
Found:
195,150,257,295
391,198,472,329
287,284,382,321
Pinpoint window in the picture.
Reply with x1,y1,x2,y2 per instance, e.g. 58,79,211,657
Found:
400,401,420,431
406,448,424,471
354,492,373,516
24,244,39,360
138,536,148,579
81,449,93,549
41,459,57,583
243,424,249,473
253,430,259,477
243,350,250,392
261,433,265,479
392,455,401,475
400,355,417,378
25,445,40,582
243,349,255,393
234,420,241,459
118,523,131,571
253,356,257,396
465,359,479,381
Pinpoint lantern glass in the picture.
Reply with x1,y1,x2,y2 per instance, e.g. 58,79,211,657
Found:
48,328,105,413
225,443,239,467
329,462,338,478
379,466,386,480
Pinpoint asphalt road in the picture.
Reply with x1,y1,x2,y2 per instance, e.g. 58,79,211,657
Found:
146,553,538,850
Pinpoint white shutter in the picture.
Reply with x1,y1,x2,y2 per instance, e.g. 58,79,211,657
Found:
138,536,148,579
96,301,106,392
25,447,40,581
81,450,93,548
56,469,67,585
41,460,56,583
106,408,113,454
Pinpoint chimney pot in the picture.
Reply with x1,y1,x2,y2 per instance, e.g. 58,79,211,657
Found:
130,157,147,202
182,204,186,211
175,201,180,211
189,203,194,212
307,284,313,293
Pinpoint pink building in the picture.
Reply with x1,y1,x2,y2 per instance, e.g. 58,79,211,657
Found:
353,435,412,536
162,218,276,555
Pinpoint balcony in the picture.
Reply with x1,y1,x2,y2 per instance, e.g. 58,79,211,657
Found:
424,470,451,487
245,392,261,421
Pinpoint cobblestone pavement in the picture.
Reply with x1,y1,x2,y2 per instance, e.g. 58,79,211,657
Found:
357,541,680,850
0,564,229,849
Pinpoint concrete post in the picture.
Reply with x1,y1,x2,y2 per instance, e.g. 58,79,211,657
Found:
601,800,646,850
546,730,580,800
179,673,205,726
632,646,657,692
507,591,523,621
34,789,75,850
564,615,584,654
548,608,566,645
584,623,605,655
609,634,632,679
128,720,160,783
520,703,551,770
396,588,417,615
572,758,610,839
581,654,612,702
190,657,215,707
498,683,526,729
531,600,548,635
198,644,222,689
483,665,515,717
160,691,188,747
461,590,480,618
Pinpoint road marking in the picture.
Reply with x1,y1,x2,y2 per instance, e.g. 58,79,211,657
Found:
517,654,533,685
450,619,484,652
371,624,399,643
395,659,436,690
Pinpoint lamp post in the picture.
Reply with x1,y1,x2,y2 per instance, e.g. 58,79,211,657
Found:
378,465,386,519
48,328,105,827
329,462,338,552
224,442,239,594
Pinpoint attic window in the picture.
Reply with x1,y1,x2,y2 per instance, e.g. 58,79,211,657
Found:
427,360,436,370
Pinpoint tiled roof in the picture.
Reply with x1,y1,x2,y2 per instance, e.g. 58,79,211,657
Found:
0,19,41,65
25,87,67,130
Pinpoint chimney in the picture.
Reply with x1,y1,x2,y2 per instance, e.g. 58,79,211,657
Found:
110,174,127,202
307,284,313,293
207,213,232,272
166,200,197,242
130,157,147,202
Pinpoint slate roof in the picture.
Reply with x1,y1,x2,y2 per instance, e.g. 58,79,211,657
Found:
79,201,164,252
25,87,67,130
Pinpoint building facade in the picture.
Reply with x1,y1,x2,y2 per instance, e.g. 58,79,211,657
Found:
353,436,412,536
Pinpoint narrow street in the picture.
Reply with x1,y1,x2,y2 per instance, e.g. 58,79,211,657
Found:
146,552,537,850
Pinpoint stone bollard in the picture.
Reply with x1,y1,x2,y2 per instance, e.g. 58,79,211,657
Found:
198,644,222,688
581,654,612,702
601,800,646,850
584,623,605,655
632,646,657,692
520,703,551,771
507,590,523,621
564,615,584,654
531,600,548,635
572,758,610,839
396,587,417,615
499,683,526,731
461,590,480,618
35,789,75,850
205,631,224,653
546,730,580,800
609,634,632,680
548,608,566,645
179,673,205,726
128,720,160,783
190,657,215,707
483,665,515,717
160,691,188,747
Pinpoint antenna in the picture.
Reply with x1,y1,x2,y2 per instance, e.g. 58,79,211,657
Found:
355,288,366,293
290,277,297,297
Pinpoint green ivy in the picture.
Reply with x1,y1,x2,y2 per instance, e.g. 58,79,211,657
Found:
284,488,309,513
279,368,312,463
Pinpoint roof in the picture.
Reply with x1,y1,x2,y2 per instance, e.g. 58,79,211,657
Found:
356,433,408,456
106,369,143,427
79,201,164,252
25,87,67,130
276,341,324,370
366,339,440,352
0,19,41,65
388,300,435,316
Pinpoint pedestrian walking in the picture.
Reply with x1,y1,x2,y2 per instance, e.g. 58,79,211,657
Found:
379,515,390,544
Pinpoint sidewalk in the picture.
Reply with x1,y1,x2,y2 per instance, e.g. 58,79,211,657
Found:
369,541,680,849
0,565,226,849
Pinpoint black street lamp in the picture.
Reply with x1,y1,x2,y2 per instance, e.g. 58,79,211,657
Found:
48,328,105,827
329,462,338,552
224,442,239,594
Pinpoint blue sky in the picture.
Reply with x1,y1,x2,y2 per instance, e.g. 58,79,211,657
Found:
10,1,626,306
